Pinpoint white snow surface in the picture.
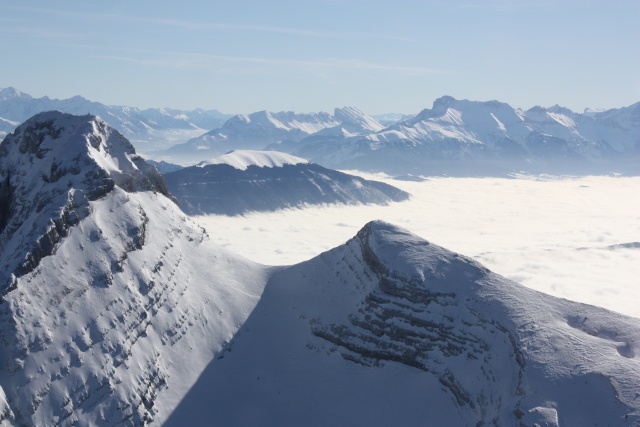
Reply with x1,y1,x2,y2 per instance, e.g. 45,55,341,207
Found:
197,149,308,170
333,106,385,133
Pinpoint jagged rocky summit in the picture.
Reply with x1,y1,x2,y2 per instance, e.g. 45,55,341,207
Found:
0,111,174,293
0,111,638,426
163,150,410,216
0,111,267,425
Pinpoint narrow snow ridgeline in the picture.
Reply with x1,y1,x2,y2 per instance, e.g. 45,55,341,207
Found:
0,112,638,426
197,149,308,170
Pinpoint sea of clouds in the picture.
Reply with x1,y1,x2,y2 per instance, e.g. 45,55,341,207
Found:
194,174,640,319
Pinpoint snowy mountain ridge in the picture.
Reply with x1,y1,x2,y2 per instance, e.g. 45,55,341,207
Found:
165,150,409,215
197,149,308,170
0,111,267,425
167,220,640,426
0,111,173,294
288,96,640,175
162,107,384,164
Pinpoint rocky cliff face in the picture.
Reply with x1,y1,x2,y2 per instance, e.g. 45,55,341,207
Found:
0,111,174,295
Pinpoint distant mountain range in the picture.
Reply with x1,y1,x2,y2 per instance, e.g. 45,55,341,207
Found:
1,111,639,425
284,96,640,175
161,96,640,175
0,87,231,154
161,106,384,164
163,150,409,215
2,87,638,175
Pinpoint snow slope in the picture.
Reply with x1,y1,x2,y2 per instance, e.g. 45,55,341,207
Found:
164,150,409,215
0,112,268,425
167,220,640,426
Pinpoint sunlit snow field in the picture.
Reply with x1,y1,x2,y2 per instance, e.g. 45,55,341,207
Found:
194,174,640,319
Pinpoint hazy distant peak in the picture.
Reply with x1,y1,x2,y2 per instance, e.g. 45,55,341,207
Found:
197,149,308,170
0,86,31,100
432,95,459,110
334,106,384,132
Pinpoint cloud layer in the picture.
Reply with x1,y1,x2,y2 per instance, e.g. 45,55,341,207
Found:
195,175,640,319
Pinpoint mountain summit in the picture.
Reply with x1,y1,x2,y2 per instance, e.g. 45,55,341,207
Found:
0,111,266,425
0,111,172,294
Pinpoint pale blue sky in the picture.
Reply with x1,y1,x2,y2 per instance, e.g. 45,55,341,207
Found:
1,0,638,114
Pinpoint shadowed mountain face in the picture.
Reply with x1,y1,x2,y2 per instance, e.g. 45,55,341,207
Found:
163,150,409,216
1,112,638,426
166,220,640,426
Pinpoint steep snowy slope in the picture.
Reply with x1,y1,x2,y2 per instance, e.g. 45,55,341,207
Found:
167,221,640,426
0,112,268,426
163,150,409,215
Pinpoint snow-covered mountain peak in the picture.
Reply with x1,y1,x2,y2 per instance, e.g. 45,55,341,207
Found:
0,110,170,196
0,87,30,101
167,217,640,425
356,220,484,283
0,111,172,294
197,149,308,170
0,111,268,425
